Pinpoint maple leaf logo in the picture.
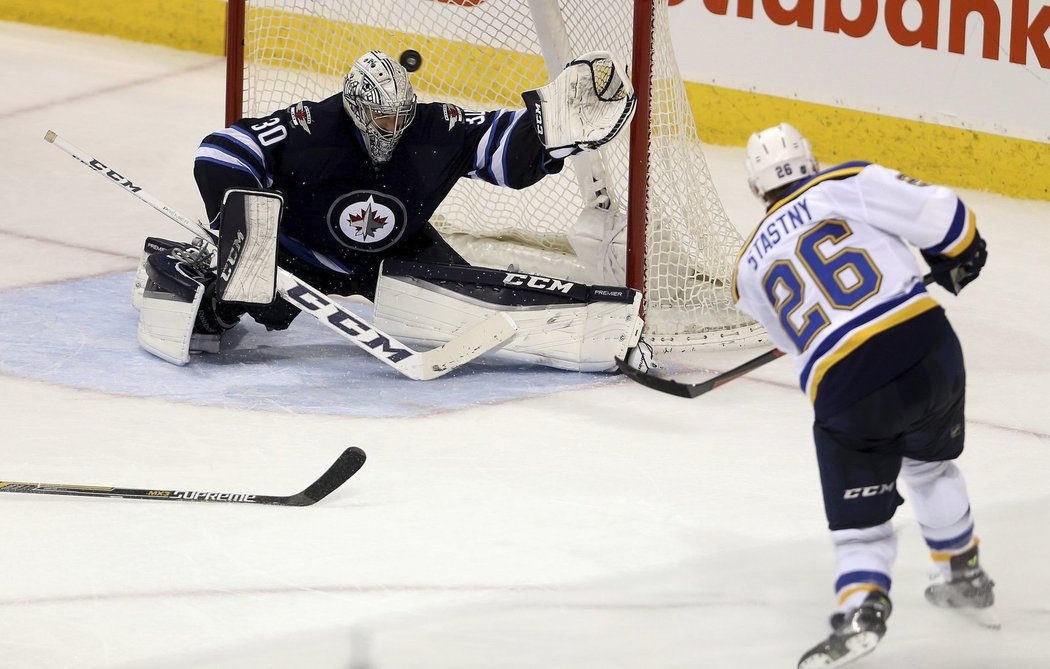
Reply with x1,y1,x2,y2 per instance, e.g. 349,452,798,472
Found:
349,202,389,239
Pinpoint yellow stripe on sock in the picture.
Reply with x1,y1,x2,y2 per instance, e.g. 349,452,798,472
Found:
836,583,885,607
930,536,979,563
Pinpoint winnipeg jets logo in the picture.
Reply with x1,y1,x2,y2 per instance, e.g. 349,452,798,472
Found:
347,200,389,239
327,190,408,252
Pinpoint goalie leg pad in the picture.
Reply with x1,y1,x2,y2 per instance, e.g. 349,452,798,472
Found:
216,188,282,304
373,260,643,372
137,253,209,365
137,252,242,365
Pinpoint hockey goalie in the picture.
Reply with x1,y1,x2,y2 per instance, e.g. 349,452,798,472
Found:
132,49,642,373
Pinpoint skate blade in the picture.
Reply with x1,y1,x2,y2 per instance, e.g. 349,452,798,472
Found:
797,632,879,669
970,607,1001,630
939,604,1001,630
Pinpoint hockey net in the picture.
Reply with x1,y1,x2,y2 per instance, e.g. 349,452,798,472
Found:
226,0,764,350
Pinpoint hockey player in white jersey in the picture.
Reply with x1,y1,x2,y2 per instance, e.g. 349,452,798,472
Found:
732,124,993,668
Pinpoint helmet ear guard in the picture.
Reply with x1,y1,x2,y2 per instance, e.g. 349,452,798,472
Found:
343,50,417,164
745,122,818,199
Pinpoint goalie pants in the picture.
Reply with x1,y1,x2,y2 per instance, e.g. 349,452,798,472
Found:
813,326,966,532
234,224,467,331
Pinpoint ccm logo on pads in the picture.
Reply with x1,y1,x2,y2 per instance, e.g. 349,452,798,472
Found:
504,272,574,294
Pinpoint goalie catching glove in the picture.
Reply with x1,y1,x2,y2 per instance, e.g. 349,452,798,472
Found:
522,51,636,159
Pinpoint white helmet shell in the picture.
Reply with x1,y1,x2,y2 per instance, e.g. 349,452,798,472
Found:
745,123,818,198
342,50,417,164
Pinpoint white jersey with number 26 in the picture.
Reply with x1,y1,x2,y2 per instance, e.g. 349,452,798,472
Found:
732,161,977,404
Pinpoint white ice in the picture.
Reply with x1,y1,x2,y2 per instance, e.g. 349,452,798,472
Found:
2,21,1048,669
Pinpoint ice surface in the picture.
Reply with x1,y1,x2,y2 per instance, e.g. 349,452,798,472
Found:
2,21,1048,669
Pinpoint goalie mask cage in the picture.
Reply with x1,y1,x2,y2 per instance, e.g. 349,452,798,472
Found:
225,0,763,350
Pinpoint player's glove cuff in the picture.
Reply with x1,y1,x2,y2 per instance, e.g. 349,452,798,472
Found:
922,232,988,295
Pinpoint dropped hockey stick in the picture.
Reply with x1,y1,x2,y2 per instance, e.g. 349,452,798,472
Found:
43,130,516,380
0,446,366,506
617,274,936,398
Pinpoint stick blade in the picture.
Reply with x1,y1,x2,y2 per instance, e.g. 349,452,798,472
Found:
614,357,704,398
411,312,517,380
287,446,367,506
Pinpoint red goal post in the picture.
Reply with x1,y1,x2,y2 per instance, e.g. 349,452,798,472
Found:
224,0,764,351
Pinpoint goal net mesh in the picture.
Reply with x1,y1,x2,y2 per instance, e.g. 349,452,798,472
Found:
234,0,761,349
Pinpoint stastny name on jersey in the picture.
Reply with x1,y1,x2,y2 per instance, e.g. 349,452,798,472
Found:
743,198,814,270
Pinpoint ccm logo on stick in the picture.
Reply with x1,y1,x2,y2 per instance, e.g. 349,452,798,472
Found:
88,159,141,192
284,284,415,363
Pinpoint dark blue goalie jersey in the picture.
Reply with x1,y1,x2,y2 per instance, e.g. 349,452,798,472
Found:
193,94,563,277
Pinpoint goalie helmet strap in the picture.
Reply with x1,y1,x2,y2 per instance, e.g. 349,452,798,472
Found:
381,259,635,306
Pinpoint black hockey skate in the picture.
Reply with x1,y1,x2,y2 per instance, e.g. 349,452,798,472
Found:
798,591,891,669
925,544,999,629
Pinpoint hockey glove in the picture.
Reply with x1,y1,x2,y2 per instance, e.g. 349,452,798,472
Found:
922,232,988,295
521,51,636,160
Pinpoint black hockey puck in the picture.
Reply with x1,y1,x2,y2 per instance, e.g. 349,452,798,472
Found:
399,49,422,72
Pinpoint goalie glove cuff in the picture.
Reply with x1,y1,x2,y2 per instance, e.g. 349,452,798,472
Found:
547,145,582,160
521,88,567,155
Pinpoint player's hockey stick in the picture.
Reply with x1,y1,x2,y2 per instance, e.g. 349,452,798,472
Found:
616,274,936,398
44,130,516,380
0,446,366,506
615,348,785,398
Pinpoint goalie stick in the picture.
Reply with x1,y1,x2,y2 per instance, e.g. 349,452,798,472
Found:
43,130,516,381
0,446,366,506
617,274,935,398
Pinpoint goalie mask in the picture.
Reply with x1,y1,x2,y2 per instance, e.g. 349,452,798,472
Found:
343,50,417,164
745,122,818,199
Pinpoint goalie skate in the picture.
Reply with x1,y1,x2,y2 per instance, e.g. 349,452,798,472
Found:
798,591,891,669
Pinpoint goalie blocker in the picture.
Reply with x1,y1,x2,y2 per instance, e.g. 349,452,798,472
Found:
373,260,643,372
215,187,281,305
